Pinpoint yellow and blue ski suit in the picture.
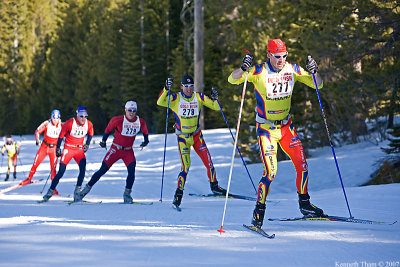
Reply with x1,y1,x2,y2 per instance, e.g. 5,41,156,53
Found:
228,61,323,204
157,87,220,190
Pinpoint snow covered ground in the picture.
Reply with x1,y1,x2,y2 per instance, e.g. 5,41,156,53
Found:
0,129,399,266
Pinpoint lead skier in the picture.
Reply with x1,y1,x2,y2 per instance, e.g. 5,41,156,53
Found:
228,39,325,228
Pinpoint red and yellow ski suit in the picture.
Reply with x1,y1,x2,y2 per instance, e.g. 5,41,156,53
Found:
228,61,323,204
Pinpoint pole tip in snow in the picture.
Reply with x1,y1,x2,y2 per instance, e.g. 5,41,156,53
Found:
217,226,226,234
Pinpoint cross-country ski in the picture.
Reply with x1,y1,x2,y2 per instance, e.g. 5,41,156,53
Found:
66,200,103,205
242,224,275,239
0,179,43,194
189,192,257,201
268,215,397,225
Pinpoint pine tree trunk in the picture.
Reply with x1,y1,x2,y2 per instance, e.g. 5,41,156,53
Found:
387,77,398,129
194,0,204,129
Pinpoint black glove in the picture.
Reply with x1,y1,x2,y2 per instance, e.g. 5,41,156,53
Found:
210,88,218,101
99,140,106,148
56,148,62,157
165,77,173,89
241,54,254,71
83,144,89,152
306,56,318,73
140,140,149,148
36,139,40,146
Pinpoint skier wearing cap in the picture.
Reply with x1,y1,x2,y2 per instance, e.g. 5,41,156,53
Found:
20,110,62,190
76,101,149,204
228,39,324,228
42,106,94,201
157,75,226,209
1,135,20,181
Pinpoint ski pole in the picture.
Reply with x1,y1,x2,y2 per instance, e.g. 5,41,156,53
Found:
1,155,3,180
310,62,352,218
160,83,172,202
87,146,106,151
40,158,58,194
218,69,250,234
215,96,257,193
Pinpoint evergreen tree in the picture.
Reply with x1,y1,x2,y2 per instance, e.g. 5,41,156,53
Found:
382,126,400,155
0,0,17,135
0,0,398,152
26,0,63,131
75,0,126,132
122,0,179,133
39,0,86,120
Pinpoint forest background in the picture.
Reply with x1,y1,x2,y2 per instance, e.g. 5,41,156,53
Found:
0,0,398,162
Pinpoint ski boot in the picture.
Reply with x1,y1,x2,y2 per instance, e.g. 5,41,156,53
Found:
172,188,183,208
5,173,9,181
73,186,82,202
76,184,92,201
251,202,266,228
298,192,324,217
53,189,59,196
13,172,16,179
210,181,227,195
123,188,133,204
43,188,55,202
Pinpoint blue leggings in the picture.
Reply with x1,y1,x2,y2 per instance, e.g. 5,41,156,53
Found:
88,161,136,189
50,159,86,190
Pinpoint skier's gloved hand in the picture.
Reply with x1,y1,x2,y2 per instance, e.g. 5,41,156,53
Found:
140,140,149,148
83,144,89,152
36,139,40,146
56,148,62,157
99,140,106,148
306,56,318,73
241,54,254,71
210,88,218,101
165,77,173,89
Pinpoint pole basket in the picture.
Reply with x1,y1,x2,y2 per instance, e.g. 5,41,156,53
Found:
217,226,226,234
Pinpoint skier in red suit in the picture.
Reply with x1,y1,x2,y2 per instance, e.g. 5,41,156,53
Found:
76,101,149,203
21,110,62,194
42,106,94,201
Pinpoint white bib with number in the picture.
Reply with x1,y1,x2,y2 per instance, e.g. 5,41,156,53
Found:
46,121,62,138
122,115,140,137
178,94,199,117
70,119,88,138
265,66,295,99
